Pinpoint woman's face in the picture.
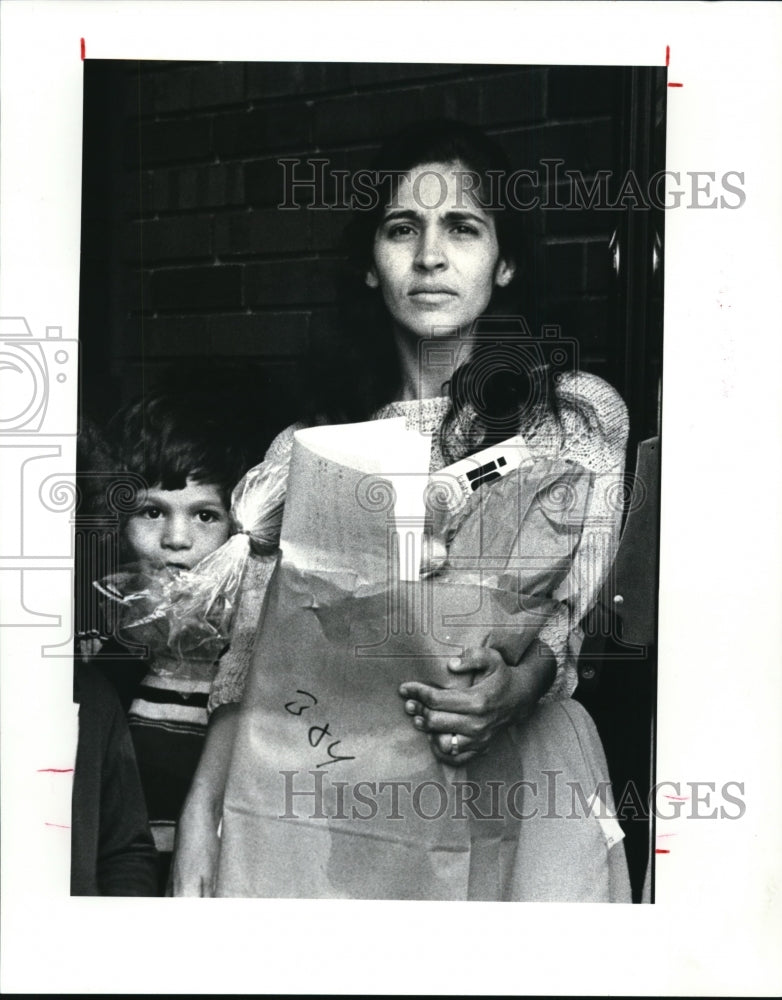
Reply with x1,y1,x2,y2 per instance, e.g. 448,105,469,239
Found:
366,160,515,341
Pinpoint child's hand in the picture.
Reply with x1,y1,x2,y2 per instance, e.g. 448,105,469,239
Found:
77,633,104,663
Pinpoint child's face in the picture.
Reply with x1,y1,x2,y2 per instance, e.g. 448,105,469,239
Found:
124,478,231,573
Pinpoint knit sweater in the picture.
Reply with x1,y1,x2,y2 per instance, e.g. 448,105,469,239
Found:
71,664,159,896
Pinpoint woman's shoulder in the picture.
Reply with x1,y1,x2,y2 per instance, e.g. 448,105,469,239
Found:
264,421,307,462
555,370,629,438
553,370,629,470
230,422,304,510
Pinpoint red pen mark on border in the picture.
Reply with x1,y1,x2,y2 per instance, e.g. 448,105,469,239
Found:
45,822,71,830
37,767,74,774
666,44,683,86
664,794,689,801
80,37,85,61
655,849,670,854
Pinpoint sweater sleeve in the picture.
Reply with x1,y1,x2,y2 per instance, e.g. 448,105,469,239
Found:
208,424,299,713
93,678,160,896
537,372,629,701
207,552,278,712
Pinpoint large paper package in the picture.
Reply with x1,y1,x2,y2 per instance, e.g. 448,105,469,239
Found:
215,418,628,900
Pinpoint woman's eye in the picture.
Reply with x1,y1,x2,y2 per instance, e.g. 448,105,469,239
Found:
141,506,162,519
386,223,416,239
197,510,222,523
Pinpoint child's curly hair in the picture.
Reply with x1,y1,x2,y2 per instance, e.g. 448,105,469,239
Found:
108,391,252,510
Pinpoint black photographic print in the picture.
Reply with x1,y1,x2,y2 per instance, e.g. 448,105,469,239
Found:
5,4,780,996
75,60,664,904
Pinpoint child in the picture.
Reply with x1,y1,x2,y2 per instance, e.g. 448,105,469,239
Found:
91,391,254,891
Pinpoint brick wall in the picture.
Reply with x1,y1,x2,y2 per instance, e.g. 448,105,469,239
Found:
81,60,656,448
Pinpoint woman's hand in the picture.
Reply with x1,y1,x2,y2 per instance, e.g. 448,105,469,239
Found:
169,702,239,896
170,786,222,897
399,641,556,765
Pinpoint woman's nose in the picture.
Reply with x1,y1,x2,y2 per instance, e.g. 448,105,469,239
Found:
414,228,447,270
161,516,192,550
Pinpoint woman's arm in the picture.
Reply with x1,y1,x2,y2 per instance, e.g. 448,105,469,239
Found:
171,429,300,894
538,371,631,700
207,426,297,714
170,702,239,896
401,373,630,758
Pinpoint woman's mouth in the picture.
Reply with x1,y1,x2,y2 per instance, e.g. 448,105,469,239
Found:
408,289,458,306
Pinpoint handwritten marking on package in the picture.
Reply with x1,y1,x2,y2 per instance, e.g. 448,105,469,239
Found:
284,689,318,715
284,688,356,769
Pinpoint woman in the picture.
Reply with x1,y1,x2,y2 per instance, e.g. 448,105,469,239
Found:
173,120,630,900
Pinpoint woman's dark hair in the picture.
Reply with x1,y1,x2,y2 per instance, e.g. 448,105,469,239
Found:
107,392,252,509
301,118,559,462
